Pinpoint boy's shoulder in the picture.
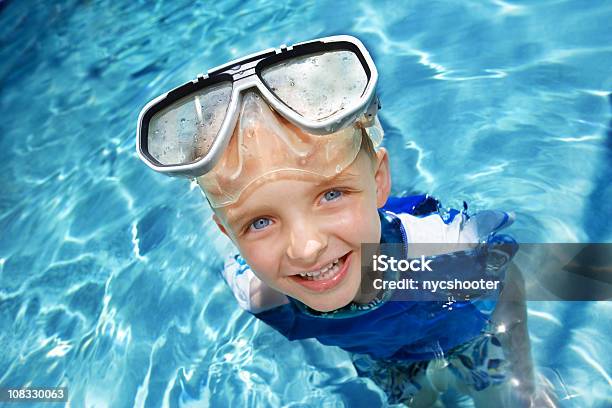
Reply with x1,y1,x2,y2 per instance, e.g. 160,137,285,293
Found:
221,254,255,311
221,254,289,314
382,194,514,246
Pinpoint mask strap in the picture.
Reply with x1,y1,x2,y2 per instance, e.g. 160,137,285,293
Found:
361,95,381,128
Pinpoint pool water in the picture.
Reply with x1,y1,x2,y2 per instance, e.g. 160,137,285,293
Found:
0,0,610,407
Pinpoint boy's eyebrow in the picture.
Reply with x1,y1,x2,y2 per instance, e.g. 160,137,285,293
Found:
226,202,278,227
314,170,360,186
226,206,262,227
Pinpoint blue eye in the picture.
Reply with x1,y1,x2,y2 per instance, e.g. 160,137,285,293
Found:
250,218,271,231
323,189,342,202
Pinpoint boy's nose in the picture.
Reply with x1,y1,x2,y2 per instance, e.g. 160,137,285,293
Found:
286,225,328,265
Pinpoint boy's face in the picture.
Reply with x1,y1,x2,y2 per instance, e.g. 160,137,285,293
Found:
213,147,391,312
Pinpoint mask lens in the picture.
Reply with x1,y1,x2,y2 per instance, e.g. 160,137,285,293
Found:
147,81,233,165
260,50,368,121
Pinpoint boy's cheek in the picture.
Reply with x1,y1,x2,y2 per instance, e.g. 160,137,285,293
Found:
241,256,281,291
333,200,380,240
237,242,285,284
242,248,271,272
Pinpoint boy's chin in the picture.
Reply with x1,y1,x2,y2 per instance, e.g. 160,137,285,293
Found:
300,288,358,313
308,301,349,313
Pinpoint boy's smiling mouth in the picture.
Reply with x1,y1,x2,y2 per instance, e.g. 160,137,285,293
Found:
288,251,353,292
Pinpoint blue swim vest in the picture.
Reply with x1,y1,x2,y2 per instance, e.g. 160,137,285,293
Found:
223,195,517,362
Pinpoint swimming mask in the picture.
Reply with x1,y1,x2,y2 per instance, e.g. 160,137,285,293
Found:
136,35,383,206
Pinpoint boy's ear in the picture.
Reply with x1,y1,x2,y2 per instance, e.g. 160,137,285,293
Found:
212,213,230,238
374,147,391,208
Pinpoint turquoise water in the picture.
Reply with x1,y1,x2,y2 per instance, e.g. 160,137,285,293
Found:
0,0,611,407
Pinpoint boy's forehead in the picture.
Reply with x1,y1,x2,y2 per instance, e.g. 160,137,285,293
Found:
217,153,369,227
197,91,364,208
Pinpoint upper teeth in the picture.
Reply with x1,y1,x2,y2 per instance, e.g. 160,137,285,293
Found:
299,258,339,277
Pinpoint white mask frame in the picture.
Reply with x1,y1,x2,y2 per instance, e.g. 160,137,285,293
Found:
136,35,380,178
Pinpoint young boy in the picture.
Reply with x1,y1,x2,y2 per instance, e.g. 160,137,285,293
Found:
137,36,548,407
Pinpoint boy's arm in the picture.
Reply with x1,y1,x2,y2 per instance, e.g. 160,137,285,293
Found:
491,261,535,398
222,254,289,314
489,261,558,407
